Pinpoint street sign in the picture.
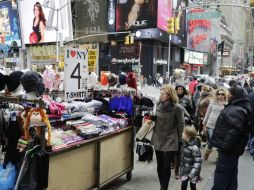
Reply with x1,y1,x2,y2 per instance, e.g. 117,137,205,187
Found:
64,48,88,101
188,11,221,20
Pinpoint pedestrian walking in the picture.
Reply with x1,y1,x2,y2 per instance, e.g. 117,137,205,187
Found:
180,126,202,190
151,84,185,190
189,77,198,96
211,85,252,190
195,85,213,133
202,88,228,160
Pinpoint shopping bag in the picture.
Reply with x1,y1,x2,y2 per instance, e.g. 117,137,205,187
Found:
0,163,17,190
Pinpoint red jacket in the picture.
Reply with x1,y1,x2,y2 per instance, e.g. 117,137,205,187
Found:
189,80,198,95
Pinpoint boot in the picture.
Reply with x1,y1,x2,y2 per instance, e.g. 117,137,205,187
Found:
204,147,213,161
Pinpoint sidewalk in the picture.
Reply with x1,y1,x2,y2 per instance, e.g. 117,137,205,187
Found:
102,147,217,190
102,149,254,190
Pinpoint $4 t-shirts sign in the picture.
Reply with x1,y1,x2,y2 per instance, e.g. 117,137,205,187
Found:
64,48,88,101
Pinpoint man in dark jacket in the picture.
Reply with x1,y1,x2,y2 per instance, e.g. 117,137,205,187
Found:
211,85,252,190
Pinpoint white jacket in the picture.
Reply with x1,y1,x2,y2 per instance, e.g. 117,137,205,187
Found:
203,99,227,129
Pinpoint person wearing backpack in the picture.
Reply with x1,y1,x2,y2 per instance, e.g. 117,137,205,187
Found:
211,85,252,190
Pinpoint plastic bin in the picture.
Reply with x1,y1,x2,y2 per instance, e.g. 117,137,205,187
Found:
0,163,16,190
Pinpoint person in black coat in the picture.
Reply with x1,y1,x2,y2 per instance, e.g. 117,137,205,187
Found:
211,85,252,190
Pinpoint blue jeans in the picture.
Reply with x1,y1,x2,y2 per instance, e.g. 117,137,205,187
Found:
206,128,214,150
212,152,239,190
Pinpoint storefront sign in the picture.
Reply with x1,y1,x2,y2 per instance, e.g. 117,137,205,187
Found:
19,0,73,44
184,49,208,65
154,58,167,65
115,0,157,31
111,58,140,64
0,1,21,46
88,49,97,72
64,48,88,101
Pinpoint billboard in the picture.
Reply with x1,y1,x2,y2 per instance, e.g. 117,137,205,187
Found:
184,49,208,65
19,0,73,44
157,0,172,32
0,0,21,46
74,0,107,36
172,0,187,45
187,9,211,52
115,0,157,31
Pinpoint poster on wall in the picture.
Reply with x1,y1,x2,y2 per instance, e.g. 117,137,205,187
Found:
0,0,21,46
64,48,88,101
116,0,157,31
19,0,73,44
74,0,107,36
157,0,172,32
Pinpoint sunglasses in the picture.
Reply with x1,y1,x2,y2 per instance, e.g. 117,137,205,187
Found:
217,93,225,96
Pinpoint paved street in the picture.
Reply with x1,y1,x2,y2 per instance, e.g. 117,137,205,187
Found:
102,149,254,190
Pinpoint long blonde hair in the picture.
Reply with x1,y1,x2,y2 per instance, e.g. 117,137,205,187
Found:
160,84,178,104
214,88,228,102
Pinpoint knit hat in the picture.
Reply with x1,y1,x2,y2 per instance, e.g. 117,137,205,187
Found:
127,72,137,91
107,74,117,86
119,73,127,85
0,73,8,91
6,71,23,92
21,71,45,96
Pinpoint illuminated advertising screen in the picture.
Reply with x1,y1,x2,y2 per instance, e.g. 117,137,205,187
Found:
74,0,108,36
19,0,73,44
172,0,187,45
0,0,21,46
157,0,172,32
115,0,157,31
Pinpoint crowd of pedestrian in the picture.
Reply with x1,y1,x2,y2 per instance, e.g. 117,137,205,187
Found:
138,75,254,190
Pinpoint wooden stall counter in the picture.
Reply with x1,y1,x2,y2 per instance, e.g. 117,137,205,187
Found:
47,126,134,190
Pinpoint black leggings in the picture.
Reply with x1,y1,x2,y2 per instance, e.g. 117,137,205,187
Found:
155,150,175,190
181,179,196,190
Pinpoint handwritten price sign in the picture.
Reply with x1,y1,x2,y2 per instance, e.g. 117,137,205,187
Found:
64,48,88,101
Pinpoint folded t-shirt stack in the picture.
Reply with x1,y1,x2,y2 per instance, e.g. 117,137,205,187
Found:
81,114,128,130
72,123,102,139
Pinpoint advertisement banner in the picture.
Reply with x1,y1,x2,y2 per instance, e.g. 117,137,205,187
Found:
172,0,187,45
74,0,107,36
88,49,97,72
187,9,211,52
116,0,157,31
64,48,88,101
19,0,73,44
0,0,21,46
157,0,172,32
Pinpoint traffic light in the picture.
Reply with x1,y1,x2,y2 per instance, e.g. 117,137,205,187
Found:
130,35,134,44
174,17,180,34
124,34,134,45
167,17,175,34
124,35,130,45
